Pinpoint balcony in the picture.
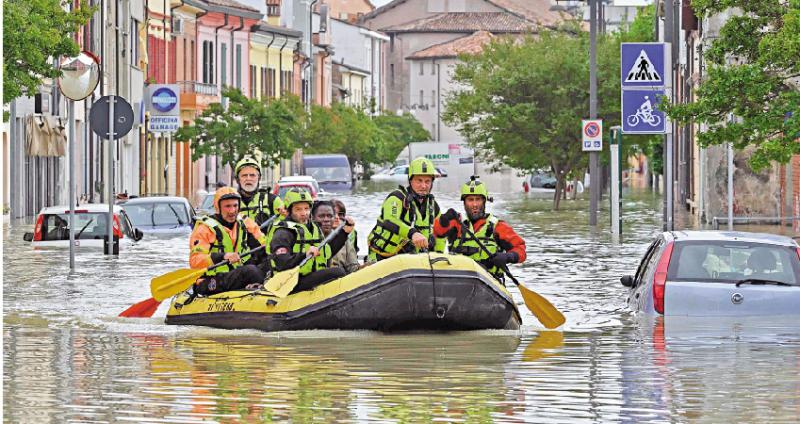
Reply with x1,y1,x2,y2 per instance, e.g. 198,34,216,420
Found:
177,81,219,111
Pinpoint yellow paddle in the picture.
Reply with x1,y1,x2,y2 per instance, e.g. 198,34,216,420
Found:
264,222,346,298
460,222,566,329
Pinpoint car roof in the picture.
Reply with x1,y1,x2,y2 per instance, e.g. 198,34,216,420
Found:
669,230,798,247
279,175,317,182
121,196,189,204
40,204,123,214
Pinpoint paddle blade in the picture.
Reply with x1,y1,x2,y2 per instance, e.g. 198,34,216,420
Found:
264,267,300,298
119,298,161,318
517,283,566,329
151,268,205,301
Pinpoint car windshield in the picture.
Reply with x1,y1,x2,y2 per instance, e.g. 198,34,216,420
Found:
200,194,214,210
124,202,189,227
305,167,351,183
668,241,800,286
43,213,109,240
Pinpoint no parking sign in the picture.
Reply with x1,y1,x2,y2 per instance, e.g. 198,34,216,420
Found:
582,119,603,152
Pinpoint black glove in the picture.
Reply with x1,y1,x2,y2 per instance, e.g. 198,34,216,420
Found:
440,208,460,226
491,252,518,268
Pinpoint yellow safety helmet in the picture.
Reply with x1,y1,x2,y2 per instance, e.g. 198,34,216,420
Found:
460,176,490,201
234,155,261,177
213,186,241,214
283,187,313,211
408,157,436,180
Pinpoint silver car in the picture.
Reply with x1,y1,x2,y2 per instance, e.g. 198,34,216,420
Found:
622,231,800,316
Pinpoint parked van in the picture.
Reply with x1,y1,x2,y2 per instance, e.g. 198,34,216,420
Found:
302,154,353,192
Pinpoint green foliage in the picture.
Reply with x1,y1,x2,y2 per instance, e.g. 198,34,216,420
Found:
301,104,429,174
174,88,301,170
3,0,94,102
662,0,800,170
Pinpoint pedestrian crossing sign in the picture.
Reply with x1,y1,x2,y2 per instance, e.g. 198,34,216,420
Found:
624,50,661,83
621,43,667,88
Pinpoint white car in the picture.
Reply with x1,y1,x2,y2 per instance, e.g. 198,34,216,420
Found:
23,204,143,249
272,175,326,198
371,165,447,182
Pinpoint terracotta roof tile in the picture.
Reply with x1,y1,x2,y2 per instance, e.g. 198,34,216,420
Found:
407,30,495,59
382,12,535,33
487,0,573,28
205,0,260,14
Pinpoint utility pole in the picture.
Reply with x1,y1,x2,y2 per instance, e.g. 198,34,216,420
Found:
589,0,599,226
663,0,674,231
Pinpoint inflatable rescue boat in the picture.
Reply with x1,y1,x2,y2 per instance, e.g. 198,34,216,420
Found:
165,253,521,332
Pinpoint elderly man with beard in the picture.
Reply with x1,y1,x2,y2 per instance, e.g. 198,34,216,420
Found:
234,155,284,225
433,177,526,283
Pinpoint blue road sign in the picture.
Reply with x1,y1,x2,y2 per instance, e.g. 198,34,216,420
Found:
621,43,666,88
622,89,666,134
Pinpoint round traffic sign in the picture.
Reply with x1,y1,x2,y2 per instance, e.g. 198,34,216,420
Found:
151,86,179,113
584,121,601,138
89,95,134,140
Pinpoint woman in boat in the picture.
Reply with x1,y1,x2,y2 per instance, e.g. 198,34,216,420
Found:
269,188,355,292
314,200,360,274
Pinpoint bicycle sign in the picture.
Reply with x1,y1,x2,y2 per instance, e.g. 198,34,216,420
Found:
622,90,666,134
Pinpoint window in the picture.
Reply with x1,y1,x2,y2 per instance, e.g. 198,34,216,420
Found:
281,70,293,94
202,41,214,84
261,67,268,98
130,19,140,67
250,64,257,97
221,43,227,87
267,5,280,16
431,90,436,107
390,64,394,88
419,90,424,105
419,62,424,75
183,38,188,79
190,40,195,80
235,44,242,89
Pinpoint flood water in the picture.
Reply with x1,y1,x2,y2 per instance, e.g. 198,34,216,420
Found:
4,179,800,423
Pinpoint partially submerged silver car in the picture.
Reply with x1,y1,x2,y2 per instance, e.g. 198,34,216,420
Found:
622,231,800,316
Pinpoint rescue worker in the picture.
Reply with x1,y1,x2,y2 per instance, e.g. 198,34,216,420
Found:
314,200,360,273
433,176,526,282
269,188,355,292
367,157,445,262
189,187,269,295
234,155,285,225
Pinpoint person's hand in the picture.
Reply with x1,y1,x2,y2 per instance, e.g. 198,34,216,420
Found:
491,252,517,268
224,252,242,264
411,232,428,249
306,246,320,258
440,208,460,226
342,216,356,234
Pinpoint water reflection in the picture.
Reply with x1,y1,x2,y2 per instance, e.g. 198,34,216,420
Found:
4,186,800,422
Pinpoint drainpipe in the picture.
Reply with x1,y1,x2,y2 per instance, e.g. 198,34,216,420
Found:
213,14,229,87
230,17,244,89
278,34,288,95
265,32,276,98
308,0,318,105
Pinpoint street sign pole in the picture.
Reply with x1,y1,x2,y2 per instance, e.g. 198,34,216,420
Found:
589,0,599,227
68,100,76,269
610,126,622,237
106,96,117,255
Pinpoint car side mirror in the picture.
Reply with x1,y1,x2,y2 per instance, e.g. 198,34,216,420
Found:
620,275,634,287
23,232,34,242
133,228,144,241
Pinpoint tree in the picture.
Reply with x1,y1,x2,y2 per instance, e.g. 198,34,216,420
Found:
3,0,94,102
662,0,800,171
174,88,301,177
301,104,430,176
444,27,621,209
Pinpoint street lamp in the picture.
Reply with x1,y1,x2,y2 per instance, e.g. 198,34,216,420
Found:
58,52,101,271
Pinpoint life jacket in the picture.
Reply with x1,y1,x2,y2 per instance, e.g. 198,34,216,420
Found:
451,214,502,279
197,215,249,276
269,220,331,276
368,186,438,257
239,190,278,225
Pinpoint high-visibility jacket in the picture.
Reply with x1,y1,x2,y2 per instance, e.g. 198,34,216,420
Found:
367,186,444,258
189,215,267,276
268,220,331,277
434,213,526,279
239,190,283,225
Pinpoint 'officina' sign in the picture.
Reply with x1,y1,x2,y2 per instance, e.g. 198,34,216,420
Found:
145,84,181,133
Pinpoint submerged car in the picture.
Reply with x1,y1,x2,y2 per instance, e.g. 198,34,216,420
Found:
272,176,321,199
119,196,195,235
196,192,215,217
370,165,447,182
622,231,800,316
23,204,143,249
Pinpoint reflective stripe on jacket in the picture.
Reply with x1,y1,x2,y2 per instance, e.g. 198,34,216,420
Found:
367,186,444,257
